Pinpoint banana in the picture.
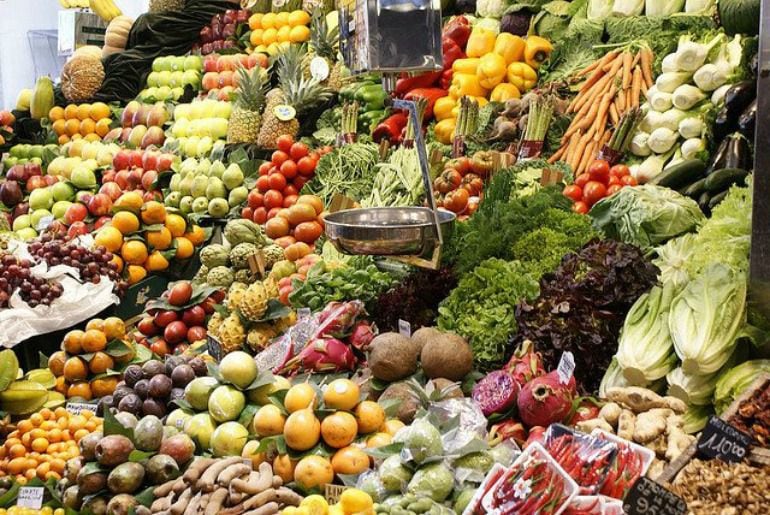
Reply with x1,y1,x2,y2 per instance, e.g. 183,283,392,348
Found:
90,0,122,21
58,0,72,8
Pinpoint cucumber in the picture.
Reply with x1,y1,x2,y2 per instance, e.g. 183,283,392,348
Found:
698,191,711,212
650,159,706,189
704,167,749,193
682,178,708,198
708,190,729,209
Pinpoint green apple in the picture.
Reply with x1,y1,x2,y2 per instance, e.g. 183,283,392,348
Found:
29,146,44,159
208,198,230,218
3,157,18,169
228,186,248,207
171,87,185,100
183,55,202,72
29,188,54,210
147,71,161,87
12,214,31,231
192,196,208,214
52,200,73,220
70,166,97,189
156,56,172,72
179,196,194,215
157,86,173,101
51,181,75,202
16,227,38,241
222,164,244,190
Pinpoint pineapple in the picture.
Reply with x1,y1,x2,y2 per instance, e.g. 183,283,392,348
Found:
227,66,267,144
305,11,345,91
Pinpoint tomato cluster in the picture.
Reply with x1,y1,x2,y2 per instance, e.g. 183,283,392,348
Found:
275,254,320,304
433,156,486,218
563,160,637,214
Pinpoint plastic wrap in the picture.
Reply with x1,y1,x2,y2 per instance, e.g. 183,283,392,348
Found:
543,425,618,495
429,397,488,455
591,429,654,499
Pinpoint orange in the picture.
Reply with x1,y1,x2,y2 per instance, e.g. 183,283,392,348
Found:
49,106,65,121
88,351,114,374
73,429,89,440
48,351,67,377
127,265,147,285
64,119,80,137
339,489,374,513
272,455,297,483
62,329,85,354
71,133,82,140
366,432,392,448
94,226,124,253
284,383,317,413
52,119,66,136
323,378,360,411
54,407,67,418
81,329,107,352
114,191,144,214
121,240,149,266
66,382,92,400
7,457,26,475
144,251,169,271
90,376,118,397
9,444,26,459
79,118,96,136
146,226,172,250
95,118,111,137
47,428,62,443
50,458,66,475
63,104,78,120
283,408,320,451
331,447,370,475
36,462,51,480
89,102,110,121
252,404,286,437
354,401,385,434
31,438,48,453
289,25,310,43
141,201,166,224
293,455,334,490
110,254,124,273
174,237,194,260
248,12,263,30
103,317,125,340
381,419,405,436
288,10,310,26
54,377,68,395
111,211,140,235
85,318,105,332
320,411,358,449
165,214,186,237
184,225,206,246
62,357,88,382
39,408,54,421
76,104,91,121
57,134,70,145
250,29,264,47
84,133,101,142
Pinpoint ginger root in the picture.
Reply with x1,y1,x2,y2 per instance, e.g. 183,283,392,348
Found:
633,408,672,444
617,409,636,441
599,402,622,427
665,414,695,461
576,418,614,434
607,387,669,413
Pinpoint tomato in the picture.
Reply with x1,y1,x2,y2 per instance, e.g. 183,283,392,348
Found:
256,175,270,193
572,201,589,214
608,175,621,186
294,221,323,243
247,190,264,209
308,151,321,164
293,176,308,189
276,135,294,153
283,194,298,208
582,181,607,205
563,184,583,202
265,216,290,238
444,188,469,213
587,160,610,183
441,169,463,188
271,150,289,166
280,159,298,179
267,207,282,220
607,184,622,195
574,173,591,188
268,173,287,191
258,162,272,176
610,164,630,178
620,175,637,186
241,207,253,220
297,156,316,176
252,207,268,225
289,142,309,160
283,184,298,197
264,189,284,210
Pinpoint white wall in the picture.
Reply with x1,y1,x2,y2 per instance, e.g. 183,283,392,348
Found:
0,0,148,109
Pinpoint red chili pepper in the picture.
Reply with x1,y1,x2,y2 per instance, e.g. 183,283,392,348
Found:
442,15,471,48
372,112,408,144
394,71,442,96
403,87,447,119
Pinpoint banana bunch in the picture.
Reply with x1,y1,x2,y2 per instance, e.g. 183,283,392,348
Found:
58,0,90,8
89,0,122,21
0,350,63,416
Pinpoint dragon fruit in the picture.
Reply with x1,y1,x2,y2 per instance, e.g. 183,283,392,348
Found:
506,339,545,388
487,419,527,446
317,301,365,338
283,337,357,373
517,370,576,428
524,426,546,448
348,321,376,351
471,370,519,416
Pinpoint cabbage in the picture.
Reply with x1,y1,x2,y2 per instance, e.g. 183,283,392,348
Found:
714,360,770,414
653,233,697,288
611,0,644,16
666,367,719,405
681,404,713,433
645,0,684,16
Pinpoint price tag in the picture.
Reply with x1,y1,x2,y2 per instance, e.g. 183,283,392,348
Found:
17,487,44,509
622,477,687,515
398,319,411,338
66,402,97,415
696,416,752,462
207,335,223,362
298,308,311,319
556,351,575,385
310,56,330,82
35,215,54,233
273,105,296,122
247,251,266,278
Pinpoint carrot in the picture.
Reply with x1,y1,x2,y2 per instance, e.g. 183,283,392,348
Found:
570,131,589,171
548,145,566,164
641,81,648,96
621,51,633,91
564,131,581,165
601,130,612,147
580,52,622,95
631,67,642,108
578,140,597,175
592,89,615,132
572,70,615,114
631,52,641,70
627,89,633,110
640,47,654,88
609,103,619,125
579,49,620,77
616,87,626,112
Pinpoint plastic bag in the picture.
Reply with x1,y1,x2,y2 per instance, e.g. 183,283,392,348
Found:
429,397,488,455
543,425,618,495
591,429,654,499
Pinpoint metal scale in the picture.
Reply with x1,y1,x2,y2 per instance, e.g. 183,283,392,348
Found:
322,0,455,269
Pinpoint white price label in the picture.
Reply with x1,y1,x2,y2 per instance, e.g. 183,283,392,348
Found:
310,56,330,82
298,308,311,319
17,487,44,509
398,319,411,338
557,351,575,385
66,402,97,415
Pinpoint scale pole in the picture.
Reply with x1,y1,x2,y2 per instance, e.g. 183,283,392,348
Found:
749,0,770,324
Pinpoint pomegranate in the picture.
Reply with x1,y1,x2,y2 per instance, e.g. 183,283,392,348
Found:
347,321,375,351
487,419,527,446
471,370,519,416
517,370,575,428
506,339,545,388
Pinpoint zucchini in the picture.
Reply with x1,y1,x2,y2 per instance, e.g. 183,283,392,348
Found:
682,178,708,198
708,190,729,210
650,159,706,189
704,167,749,193
698,191,711,213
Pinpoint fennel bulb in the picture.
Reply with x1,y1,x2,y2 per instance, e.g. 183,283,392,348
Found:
649,90,673,112
660,108,688,131
685,0,715,12
587,0,614,19
672,84,707,110
661,54,679,73
648,127,679,153
678,116,704,139
694,63,728,91
633,150,675,183
641,110,666,132
681,137,706,159
674,34,726,72
631,132,652,157
711,84,732,105
645,0,684,16
665,148,684,169
656,72,693,93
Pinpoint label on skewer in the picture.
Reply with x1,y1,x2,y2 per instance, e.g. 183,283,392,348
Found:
398,319,411,338
556,351,575,385
517,140,544,161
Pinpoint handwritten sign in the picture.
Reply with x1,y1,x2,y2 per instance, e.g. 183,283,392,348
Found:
697,416,752,463
622,477,687,515
17,487,44,509
66,402,98,416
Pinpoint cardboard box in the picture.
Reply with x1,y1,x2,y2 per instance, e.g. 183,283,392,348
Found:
58,11,107,56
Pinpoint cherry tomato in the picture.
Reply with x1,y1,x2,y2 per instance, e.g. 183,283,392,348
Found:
297,157,316,176
271,150,289,167
572,201,589,214
283,194,298,208
582,180,607,205
276,135,294,153
563,185,583,202
268,173,287,191
574,173,591,188
256,175,270,193
610,164,630,178
293,176,308,189
241,207,253,220
289,142,309,160
608,175,622,186
252,207,268,225
280,160,298,179
258,162,272,176
283,184,298,197
620,175,638,186
588,160,610,183
264,190,284,210
607,184,622,195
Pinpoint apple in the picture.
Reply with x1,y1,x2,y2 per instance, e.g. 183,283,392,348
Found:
103,128,122,142
128,125,148,148
101,169,117,184
0,181,23,207
200,26,213,44
113,150,132,170
122,101,140,127
70,166,97,189
130,150,144,168
115,170,130,190
52,200,73,220
63,203,88,225
29,187,54,210
12,202,29,219
156,56,173,72
147,71,161,87
154,309,178,327
137,317,159,336
127,169,143,190
93,215,111,230
142,151,159,171
52,181,76,202
183,55,202,72
143,190,163,202
182,70,201,89
30,209,53,229
182,305,206,326
202,72,219,91
45,175,59,187
12,214,32,231
157,154,174,172
99,182,122,201
6,164,29,182
25,175,48,192
24,162,42,177
87,193,113,217
146,105,169,127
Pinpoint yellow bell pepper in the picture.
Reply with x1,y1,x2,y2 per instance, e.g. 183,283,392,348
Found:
506,62,537,92
433,96,457,121
490,83,521,102
434,118,456,144
452,58,481,75
471,96,489,107
524,35,553,69
466,27,496,58
494,33,526,65
477,53,507,89
449,73,488,99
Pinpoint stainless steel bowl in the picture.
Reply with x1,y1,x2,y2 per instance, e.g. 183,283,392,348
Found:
324,207,456,256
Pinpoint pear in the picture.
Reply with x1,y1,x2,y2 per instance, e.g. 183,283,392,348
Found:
222,164,244,190
208,198,230,218
205,178,227,200
169,174,182,192
192,197,208,214
165,192,181,208
209,161,226,180
191,176,208,198
228,186,248,207
179,196,194,215
196,158,212,176
179,174,195,196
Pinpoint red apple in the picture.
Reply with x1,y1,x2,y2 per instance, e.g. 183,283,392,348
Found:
164,320,188,344
237,54,250,68
113,150,132,171
115,170,130,190
75,191,92,204
44,175,59,186
24,163,42,177
141,126,165,149
25,176,47,191
93,216,111,230
241,206,253,220
87,193,113,216
150,338,170,357
120,128,132,142
132,105,149,127
66,221,89,239
143,190,163,202
154,309,178,327
210,290,226,303
218,71,234,88
187,326,207,343
127,169,143,189
137,317,159,336
99,182,122,201
64,203,88,225
130,150,144,168
168,281,193,306
103,128,122,142
182,305,206,326
200,297,216,314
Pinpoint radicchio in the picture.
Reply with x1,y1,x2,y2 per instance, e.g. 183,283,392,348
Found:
472,370,519,416
505,339,545,388
347,320,376,351
283,337,357,373
517,370,576,428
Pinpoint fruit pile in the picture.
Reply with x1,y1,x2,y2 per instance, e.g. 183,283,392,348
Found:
48,103,113,145
164,157,248,219
103,148,175,200
139,55,204,102
247,11,311,56
0,254,64,308
133,280,215,356
48,317,131,400
0,110,15,146
284,490,376,515
195,9,251,55
167,99,232,157
0,507,65,515
1,144,53,170
201,53,269,100
563,160,637,214
105,101,170,148
93,195,206,284
0,407,102,483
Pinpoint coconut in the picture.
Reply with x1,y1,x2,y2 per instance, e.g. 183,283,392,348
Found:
428,378,464,399
410,327,442,354
378,382,420,424
369,333,419,382
420,332,473,381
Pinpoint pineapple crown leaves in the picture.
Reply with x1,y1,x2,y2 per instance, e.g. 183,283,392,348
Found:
284,75,333,114
275,43,309,88
310,10,339,60
232,65,268,111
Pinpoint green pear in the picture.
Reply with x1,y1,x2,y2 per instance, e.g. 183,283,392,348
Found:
165,192,181,207
179,174,195,196
191,176,208,198
222,164,244,190
196,158,212,176
205,178,226,200
209,161,226,180
169,174,182,192
228,186,248,207
179,196,194,215
192,196,209,214
208,198,230,218
180,158,198,176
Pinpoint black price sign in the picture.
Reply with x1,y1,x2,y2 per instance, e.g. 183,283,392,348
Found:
696,416,752,462
207,335,223,362
623,477,687,515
